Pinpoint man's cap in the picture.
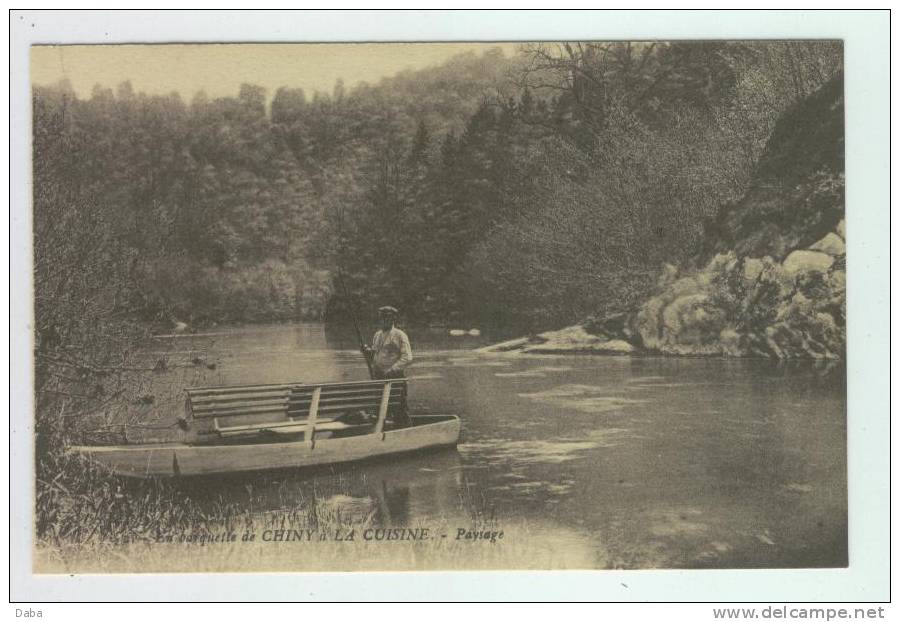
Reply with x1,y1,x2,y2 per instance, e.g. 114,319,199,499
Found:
378,306,399,315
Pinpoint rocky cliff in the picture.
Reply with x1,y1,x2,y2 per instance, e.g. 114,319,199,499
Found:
482,73,845,360
700,73,844,262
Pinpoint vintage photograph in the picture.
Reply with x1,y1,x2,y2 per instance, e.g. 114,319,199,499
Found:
30,40,846,574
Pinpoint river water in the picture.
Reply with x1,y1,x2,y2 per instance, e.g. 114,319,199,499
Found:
146,322,846,570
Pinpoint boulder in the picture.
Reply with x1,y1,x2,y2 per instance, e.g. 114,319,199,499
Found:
836,219,845,240
782,250,834,275
635,296,667,351
809,232,845,256
531,325,608,350
660,293,727,349
761,260,797,299
670,276,703,298
765,317,842,359
661,294,706,341
742,257,765,286
827,268,846,293
475,336,531,353
522,337,635,355
478,325,637,355
764,289,844,359
595,339,635,354
705,252,739,277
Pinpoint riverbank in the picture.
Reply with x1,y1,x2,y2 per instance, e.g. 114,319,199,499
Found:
477,325,635,355
36,322,847,572
479,219,845,360
36,450,589,573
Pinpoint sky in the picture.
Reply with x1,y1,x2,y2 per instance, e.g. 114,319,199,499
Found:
31,43,522,101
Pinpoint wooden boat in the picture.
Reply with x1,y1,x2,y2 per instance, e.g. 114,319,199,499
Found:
68,378,461,478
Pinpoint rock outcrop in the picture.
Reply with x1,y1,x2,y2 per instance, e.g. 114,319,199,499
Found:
477,325,635,355
629,220,845,358
626,73,845,359
699,73,845,263
481,73,845,360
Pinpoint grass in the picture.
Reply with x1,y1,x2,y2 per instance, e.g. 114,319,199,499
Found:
33,329,601,573
34,452,598,573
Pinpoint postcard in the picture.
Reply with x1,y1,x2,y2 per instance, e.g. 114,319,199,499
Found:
10,10,890,603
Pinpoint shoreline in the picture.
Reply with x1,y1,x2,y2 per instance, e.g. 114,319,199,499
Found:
476,323,845,361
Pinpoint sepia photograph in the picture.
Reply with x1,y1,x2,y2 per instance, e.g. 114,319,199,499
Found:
28,37,851,574
10,9,890,604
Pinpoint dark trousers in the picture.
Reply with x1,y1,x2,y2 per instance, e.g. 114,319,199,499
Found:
373,369,410,427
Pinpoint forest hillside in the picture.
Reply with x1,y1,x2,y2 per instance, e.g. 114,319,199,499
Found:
487,72,845,359
33,42,843,344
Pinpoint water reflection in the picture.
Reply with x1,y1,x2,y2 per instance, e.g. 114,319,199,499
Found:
181,449,468,527
150,322,846,569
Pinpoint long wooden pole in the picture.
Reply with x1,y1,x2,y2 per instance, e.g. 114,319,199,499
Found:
337,270,375,379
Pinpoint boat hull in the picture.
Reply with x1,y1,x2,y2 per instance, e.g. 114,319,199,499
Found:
68,415,461,478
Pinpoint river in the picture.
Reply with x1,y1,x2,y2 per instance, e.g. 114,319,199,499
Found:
142,322,846,570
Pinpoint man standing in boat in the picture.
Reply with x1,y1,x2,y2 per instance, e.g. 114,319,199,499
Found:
362,306,412,426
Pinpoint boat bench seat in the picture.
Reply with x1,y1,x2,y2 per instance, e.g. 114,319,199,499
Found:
185,379,407,442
